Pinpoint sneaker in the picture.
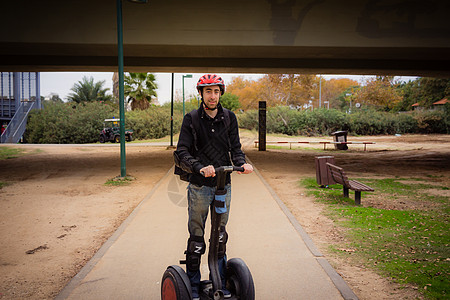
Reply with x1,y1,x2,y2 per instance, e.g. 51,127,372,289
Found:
223,287,232,299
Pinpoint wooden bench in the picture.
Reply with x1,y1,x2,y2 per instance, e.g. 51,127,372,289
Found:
326,163,374,205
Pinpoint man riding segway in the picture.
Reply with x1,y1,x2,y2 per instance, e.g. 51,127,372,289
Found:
173,74,253,299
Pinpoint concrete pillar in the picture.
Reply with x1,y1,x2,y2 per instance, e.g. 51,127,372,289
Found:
258,101,266,151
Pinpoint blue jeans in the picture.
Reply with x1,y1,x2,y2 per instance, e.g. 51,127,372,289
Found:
187,183,232,293
187,183,232,237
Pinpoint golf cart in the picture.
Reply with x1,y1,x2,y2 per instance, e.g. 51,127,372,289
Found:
99,118,133,143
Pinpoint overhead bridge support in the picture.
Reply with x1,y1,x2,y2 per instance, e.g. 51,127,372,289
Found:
0,1,449,76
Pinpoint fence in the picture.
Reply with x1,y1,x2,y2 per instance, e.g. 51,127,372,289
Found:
253,140,375,151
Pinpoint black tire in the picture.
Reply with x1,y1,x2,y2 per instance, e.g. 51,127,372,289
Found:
226,258,255,300
99,135,106,143
126,134,133,142
114,135,120,143
161,265,192,300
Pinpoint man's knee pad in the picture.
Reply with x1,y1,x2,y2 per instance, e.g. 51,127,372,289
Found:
218,226,228,258
186,236,206,271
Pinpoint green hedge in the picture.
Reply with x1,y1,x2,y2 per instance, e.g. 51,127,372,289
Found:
126,106,180,140
25,103,449,144
25,102,116,144
237,107,449,136
25,102,191,144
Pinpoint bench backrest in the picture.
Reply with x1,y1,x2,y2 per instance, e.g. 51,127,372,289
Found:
326,163,350,187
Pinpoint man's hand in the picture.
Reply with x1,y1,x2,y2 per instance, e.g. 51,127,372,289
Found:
238,163,253,174
200,165,216,177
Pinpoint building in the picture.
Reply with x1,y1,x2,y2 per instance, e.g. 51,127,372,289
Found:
0,72,41,143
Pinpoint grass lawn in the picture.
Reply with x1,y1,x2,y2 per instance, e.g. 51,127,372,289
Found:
0,147,26,160
301,177,449,299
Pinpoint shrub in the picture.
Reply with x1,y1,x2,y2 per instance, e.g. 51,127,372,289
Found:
302,109,348,135
413,110,449,134
267,106,298,135
236,110,258,130
220,93,240,111
348,110,391,135
25,102,115,143
393,113,418,133
236,107,448,136
126,106,179,140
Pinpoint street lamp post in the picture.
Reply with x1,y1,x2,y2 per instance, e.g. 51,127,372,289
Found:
319,75,322,108
346,93,352,113
116,0,147,178
182,74,192,116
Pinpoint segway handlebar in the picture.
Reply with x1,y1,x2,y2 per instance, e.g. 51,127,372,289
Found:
200,166,245,176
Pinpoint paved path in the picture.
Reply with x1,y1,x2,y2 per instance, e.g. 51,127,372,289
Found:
56,167,358,300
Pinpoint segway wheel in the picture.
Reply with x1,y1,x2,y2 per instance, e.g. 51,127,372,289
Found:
226,258,255,300
161,265,192,300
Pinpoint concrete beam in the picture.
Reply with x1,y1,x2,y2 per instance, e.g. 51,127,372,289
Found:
1,0,449,76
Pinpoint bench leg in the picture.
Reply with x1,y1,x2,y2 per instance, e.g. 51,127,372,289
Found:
343,187,349,198
355,191,361,205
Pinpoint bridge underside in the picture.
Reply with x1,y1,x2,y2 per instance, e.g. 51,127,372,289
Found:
2,44,449,76
1,0,449,76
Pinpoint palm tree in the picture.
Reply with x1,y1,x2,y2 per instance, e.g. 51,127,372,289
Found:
67,76,113,103
124,73,158,110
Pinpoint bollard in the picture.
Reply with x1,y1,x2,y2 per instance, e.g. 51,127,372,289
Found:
259,101,266,151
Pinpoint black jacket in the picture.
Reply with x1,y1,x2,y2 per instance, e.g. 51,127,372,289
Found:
176,104,246,187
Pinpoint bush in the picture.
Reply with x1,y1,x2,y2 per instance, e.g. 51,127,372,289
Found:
393,113,418,133
302,109,348,136
237,107,448,136
267,106,297,135
220,93,240,111
236,110,258,130
413,110,449,134
126,106,179,140
348,110,391,135
25,103,448,144
25,102,115,143
239,107,349,136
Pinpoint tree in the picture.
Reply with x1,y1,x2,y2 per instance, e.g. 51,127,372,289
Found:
354,76,402,111
48,94,63,103
124,73,158,110
394,77,450,111
220,93,240,111
394,79,419,111
415,77,450,108
67,76,112,103
337,86,361,111
321,78,359,109
227,76,261,110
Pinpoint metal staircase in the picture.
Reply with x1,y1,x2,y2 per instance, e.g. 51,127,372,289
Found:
1,101,37,143
0,72,41,143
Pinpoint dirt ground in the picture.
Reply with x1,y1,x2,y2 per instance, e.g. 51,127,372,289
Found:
0,133,449,300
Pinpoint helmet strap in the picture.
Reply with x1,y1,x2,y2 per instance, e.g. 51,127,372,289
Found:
202,99,218,111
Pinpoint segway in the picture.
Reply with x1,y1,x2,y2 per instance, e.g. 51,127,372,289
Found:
162,166,255,300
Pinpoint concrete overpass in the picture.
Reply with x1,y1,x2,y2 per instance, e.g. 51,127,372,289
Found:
1,0,449,76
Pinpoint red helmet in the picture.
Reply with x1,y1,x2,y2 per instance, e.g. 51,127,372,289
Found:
196,74,225,95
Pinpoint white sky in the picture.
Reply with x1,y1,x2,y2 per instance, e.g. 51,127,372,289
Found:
40,72,418,103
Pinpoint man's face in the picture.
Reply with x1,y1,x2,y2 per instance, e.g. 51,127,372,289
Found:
201,85,221,110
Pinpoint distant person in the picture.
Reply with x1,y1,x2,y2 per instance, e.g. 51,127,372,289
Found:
174,74,253,299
